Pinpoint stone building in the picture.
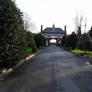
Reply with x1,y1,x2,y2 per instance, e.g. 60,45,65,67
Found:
41,24,66,46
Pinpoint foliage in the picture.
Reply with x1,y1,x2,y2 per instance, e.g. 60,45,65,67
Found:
33,33,45,48
62,35,66,46
77,33,92,53
63,47,72,50
0,0,27,68
39,46,46,49
64,35,71,47
88,27,92,39
26,48,32,56
64,32,78,49
26,31,37,52
70,32,79,49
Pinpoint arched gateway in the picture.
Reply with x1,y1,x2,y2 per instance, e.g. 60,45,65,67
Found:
41,24,66,46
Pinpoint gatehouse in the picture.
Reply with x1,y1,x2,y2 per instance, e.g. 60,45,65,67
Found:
41,24,66,46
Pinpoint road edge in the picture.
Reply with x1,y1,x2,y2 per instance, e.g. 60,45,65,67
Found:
0,50,41,80
62,47,92,65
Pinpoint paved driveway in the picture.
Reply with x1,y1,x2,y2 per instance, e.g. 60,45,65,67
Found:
0,45,92,92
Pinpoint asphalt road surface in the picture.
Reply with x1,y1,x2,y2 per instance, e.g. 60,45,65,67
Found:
0,45,92,92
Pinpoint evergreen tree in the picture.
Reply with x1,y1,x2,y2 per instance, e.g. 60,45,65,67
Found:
65,35,71,47
69,32,79,49
62,35,66,46
77,33,92,54
33,33,45,48
0,0,27,68
26,31,37,52
89,27,92,39
65,32,78,49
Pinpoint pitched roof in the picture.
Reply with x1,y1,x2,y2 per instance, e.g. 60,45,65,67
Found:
43,27,65,34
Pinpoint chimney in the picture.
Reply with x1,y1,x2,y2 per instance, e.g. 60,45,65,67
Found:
41,25,43,33
64,25,67,35
53,24,55,28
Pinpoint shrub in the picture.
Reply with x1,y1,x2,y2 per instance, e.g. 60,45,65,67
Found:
77,33,92,53
26,31,37,52
33,33,45,48
64,32,78,49
0,0,27,68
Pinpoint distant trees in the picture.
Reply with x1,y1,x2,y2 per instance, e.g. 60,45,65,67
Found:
26,31,37,52
77,33,92,54
62,13,92,55
69,32,79,49
33,33,45,48
62,35,66,47
23,12,36,32
0,0,27,68
74,14,83,35
62,29,92,55
74,13,88,37
62,32,78,49
23,13,31,32
88,27,92,39
22,12,37,52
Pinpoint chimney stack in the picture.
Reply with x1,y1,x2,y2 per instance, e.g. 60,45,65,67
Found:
41,25,43,33
64,25,67,35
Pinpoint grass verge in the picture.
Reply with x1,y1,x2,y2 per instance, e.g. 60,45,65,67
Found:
70,49,92,57
39,46,46,49
63,47,92,57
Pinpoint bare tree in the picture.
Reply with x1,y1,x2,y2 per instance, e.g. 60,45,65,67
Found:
74,13,88,35
84,17,87,33
75,14,79,33
74,13,83,34
22,12,36,32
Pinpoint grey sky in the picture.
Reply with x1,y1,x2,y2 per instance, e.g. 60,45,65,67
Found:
16,0,92,34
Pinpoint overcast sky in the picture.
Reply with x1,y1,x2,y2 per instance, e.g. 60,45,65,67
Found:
16,0,92,34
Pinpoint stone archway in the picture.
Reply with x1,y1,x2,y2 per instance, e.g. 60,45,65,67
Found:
41,25,66,46
45,38,62,46
50,39,57,45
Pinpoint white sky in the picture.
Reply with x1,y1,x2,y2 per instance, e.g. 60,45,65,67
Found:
16,0,92,34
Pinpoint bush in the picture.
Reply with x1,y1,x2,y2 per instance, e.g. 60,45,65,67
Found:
89,27,92,39
33,33,45,48
26,48,32,56
77,33,92,53
64,32,78,49
26,31,37,52
65,35,72,47
0,0,27,68
62,35,66,46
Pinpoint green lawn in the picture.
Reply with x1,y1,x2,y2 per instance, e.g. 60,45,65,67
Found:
70,49,84,55
70,49,92,57
39,46,46,49
63,46,92,57
26,46,46,56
